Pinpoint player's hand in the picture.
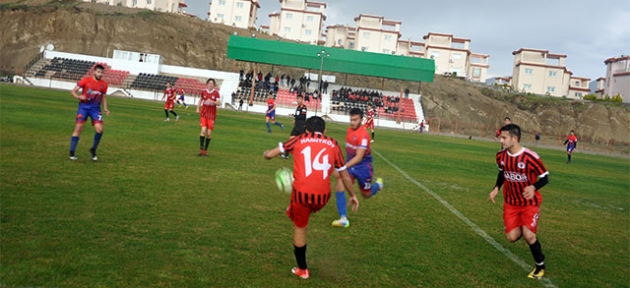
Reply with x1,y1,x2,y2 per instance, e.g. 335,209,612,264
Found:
523,185,535,200
195,108,200,114
104,109,110,116
348,195,359,212
78,95,87,101
489,187,499,203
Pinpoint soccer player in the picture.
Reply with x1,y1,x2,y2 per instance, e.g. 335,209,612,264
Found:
69,64,109,161
162,82,179,122
196,79,220,156
563,130,577,164
364,104,376,142
332,108,384,228
489,124,550,280
289,94,307,139
176,86,188,110
263,116,359,279
495,117,512,149
265,92,284,133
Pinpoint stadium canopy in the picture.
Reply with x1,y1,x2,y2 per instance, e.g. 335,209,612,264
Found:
227,35,435,83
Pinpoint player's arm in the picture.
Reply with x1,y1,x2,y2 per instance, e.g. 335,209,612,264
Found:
195,97,203,114
264,141,289,159
563,139,568,145
102,94,110,116
489,170,504,203
523,172,549,200
71,84,86,101
344,147,366,169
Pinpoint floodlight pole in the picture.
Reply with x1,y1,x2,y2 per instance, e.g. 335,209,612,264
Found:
316,50,330,116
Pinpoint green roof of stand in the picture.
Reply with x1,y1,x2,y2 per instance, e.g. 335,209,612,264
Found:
227,35,435,83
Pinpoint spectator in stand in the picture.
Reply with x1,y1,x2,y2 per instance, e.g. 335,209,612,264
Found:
239,69,244,81
238,97,244,110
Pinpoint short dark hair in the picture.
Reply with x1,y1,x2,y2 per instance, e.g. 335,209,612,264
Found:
305,116,326,133
350,108,363,118
570,130,575,133
504,117,511,121
500,124,521,142
296,94,303,99
206,78,216,84
94,64,105,71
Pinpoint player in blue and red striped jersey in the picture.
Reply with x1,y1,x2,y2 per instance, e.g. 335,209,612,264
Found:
264,116,359,279
162,82,179,122
563,130,577,164
196,79,220,156
265,92,284,133
490,124,550,280
332,108,384,228
69,64,109,161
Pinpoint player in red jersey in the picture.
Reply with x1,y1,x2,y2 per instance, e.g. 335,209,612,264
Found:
495,117,512,148
161,82,179,122
195,78,220,156
364,104,376,142
490,124,550,280
264,116,359,280
332,108,383,228
69,64,109,161
175,87,188,110
265,92,284,133
563,130,577,164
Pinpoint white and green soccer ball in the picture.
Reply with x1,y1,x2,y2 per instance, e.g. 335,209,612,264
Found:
275,167,294,194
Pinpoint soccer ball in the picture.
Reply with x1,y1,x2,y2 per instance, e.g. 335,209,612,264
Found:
275,167,294,193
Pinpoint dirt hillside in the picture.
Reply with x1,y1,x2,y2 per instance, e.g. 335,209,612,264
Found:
1,1,628,153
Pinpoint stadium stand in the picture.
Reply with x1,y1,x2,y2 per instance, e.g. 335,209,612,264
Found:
174,77,206,96
35,57,95,81
130,73,179,91
83,63,130,86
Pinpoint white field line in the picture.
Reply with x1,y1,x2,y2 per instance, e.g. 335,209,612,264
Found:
373,150,557,288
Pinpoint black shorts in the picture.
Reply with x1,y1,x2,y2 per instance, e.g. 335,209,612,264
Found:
291,122,306,136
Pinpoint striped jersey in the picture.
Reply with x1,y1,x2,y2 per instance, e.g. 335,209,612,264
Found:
200,88,220,120
496,147,549,206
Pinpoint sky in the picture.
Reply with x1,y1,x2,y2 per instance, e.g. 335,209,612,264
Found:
187,0,630,81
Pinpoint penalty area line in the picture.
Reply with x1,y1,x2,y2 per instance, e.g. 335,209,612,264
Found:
373,150,557,288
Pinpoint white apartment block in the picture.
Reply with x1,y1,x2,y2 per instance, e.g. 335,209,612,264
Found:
511,48,573,97
568,76,591,99
207,0,260,29
396,39,424,57
423,32,484,80
468,53,490,82
595,77,606,98
603,55,630,102
84,0,186,13
325,15,401,55
268,0,327,44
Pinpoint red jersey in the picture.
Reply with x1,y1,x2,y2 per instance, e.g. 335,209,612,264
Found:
345,126,372,164
566,135,577,146
267,98,275,112
496,147,549,206
366,109,375,123
164,87,176,103
77,76,108,107
200,88,220,120
177,88,185,95
281,132,346,196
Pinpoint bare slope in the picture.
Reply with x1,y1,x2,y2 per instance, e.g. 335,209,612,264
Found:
1,1,628,152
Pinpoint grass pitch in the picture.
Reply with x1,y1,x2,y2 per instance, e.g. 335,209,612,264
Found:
1,84,628,287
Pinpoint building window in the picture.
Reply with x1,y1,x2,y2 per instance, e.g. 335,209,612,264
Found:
217,13,224,18
430,51,440,59
547,86,555,93
284,27,291,32
384,35,392,41
285,13,293,19
452,53,461,60
523,84,532,90
132,0,137,6
383,49,390,54
349,42,355,49
575,92,582,98
146,0,151,4
473,67,481,77
575,81,580,86
525,68,533,75
305,29,312,35
235,16,242,22
218,0,225,5
549,71,557,77
236,2,243,8
363,32,370,39
306,15,314,22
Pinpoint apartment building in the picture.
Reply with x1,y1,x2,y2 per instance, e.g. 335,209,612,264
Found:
207,0,260,29
325,14,401,55
268,0,327,44
603,55,630,102
422,32,489,81
568,76,591,99
595,77,606,98
84,0,186,13
511,48,573,97
395,39,424,57
468,53,490,82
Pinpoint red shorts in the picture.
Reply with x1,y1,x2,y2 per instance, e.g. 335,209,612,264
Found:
164,101,174,110
503,203,541,234
200,117,215,130
364,120,374,130
286,191,330,228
